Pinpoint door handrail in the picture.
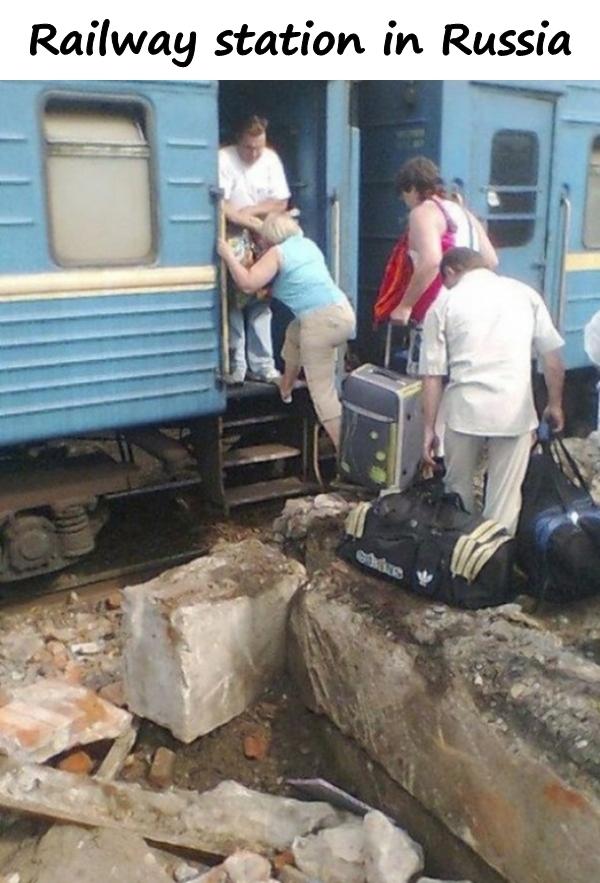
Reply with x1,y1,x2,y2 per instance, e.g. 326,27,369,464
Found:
210,185,230,378
556,188,571,334
329,191,341,287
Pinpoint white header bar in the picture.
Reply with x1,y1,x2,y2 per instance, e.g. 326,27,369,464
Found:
0,0,596,80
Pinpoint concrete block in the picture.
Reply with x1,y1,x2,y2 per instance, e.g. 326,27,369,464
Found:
289,567,600,883
292,820,365,883
122,540,305,742
223,850,271,881
362,811,423,883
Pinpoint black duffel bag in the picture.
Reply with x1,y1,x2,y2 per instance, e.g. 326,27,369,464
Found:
517,433,600,602
338,479,516,610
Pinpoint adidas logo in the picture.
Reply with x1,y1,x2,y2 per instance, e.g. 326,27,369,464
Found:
416,569,434,588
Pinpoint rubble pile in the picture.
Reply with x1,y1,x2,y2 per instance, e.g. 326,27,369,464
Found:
1,453,600,882
0,598,123,695
0,760,468,882
272,494,356,574
272,494,354,544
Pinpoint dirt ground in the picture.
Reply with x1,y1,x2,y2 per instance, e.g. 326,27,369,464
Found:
125,676,329,796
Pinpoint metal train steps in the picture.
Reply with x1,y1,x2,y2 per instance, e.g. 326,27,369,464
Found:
224,476,314,508
224,443,301,468
223,413,290,430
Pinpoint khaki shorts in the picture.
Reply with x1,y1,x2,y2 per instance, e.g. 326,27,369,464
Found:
281,300,356,424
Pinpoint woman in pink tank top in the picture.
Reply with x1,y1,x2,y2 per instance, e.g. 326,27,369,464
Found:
390,157,498,328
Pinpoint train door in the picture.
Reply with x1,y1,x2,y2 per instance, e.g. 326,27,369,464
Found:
218,81,359,352
466,87,555,292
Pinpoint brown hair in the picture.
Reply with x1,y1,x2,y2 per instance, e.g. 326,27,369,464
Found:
395,156,445,200
236,114,268,140
440,247,487,278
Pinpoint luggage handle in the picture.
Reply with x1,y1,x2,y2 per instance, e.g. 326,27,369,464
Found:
383,322,413,369
537,420,592,499
550,436,591,496
371,364,406,382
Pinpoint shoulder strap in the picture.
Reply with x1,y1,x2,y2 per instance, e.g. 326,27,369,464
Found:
429,197,457,234
466,210,475,249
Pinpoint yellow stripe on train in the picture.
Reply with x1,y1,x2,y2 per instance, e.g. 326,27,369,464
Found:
565,252,600,272
0,265,218,302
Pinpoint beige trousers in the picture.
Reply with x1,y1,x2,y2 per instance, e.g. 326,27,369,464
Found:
281,300,356,424
444,427,533,536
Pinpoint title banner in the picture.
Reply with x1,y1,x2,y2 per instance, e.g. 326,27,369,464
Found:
0,0,595,79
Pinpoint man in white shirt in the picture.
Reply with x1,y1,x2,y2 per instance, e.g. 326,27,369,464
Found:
420,247,565,534
219,115,291,384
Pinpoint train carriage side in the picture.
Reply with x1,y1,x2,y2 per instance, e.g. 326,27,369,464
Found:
359,79,600,390
0,80,360,583
544,82,600,370
440,79,600,374
0,80,224,446
0,80,225,581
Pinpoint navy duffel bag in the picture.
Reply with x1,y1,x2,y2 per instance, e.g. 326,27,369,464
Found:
517,432,600,602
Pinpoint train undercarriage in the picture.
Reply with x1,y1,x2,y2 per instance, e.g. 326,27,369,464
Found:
0,383,333,583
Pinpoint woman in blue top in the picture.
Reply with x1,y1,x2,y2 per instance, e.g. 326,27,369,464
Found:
218,213,355,449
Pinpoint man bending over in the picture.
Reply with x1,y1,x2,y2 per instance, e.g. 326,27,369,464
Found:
420,247,565,535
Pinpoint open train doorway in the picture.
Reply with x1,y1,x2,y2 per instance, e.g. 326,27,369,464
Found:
217,80,359,355
207,82,359,510
218,81,328,248
218,81,329,369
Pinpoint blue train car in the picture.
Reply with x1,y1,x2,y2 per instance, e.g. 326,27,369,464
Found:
0,81,223,446
359,80,600,372
0,80,359,581
5,77,599,582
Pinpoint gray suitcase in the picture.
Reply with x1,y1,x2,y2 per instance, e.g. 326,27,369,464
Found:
339,363,423,492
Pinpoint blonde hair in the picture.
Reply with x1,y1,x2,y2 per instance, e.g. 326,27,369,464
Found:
260,212,302,245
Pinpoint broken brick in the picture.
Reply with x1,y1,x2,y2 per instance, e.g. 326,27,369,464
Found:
58,750,94,775
148,747,176,789
106,592,123,610
0,678,132,763
46,641,70,672
243,725,271,761
272,849,295,872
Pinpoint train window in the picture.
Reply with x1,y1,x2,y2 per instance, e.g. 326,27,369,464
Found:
584,137,600,248
43,98,154,266
486,130,539,248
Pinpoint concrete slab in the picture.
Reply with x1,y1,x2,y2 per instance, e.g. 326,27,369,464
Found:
288,565,600,883
0,762,344,856
122,540,306,742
